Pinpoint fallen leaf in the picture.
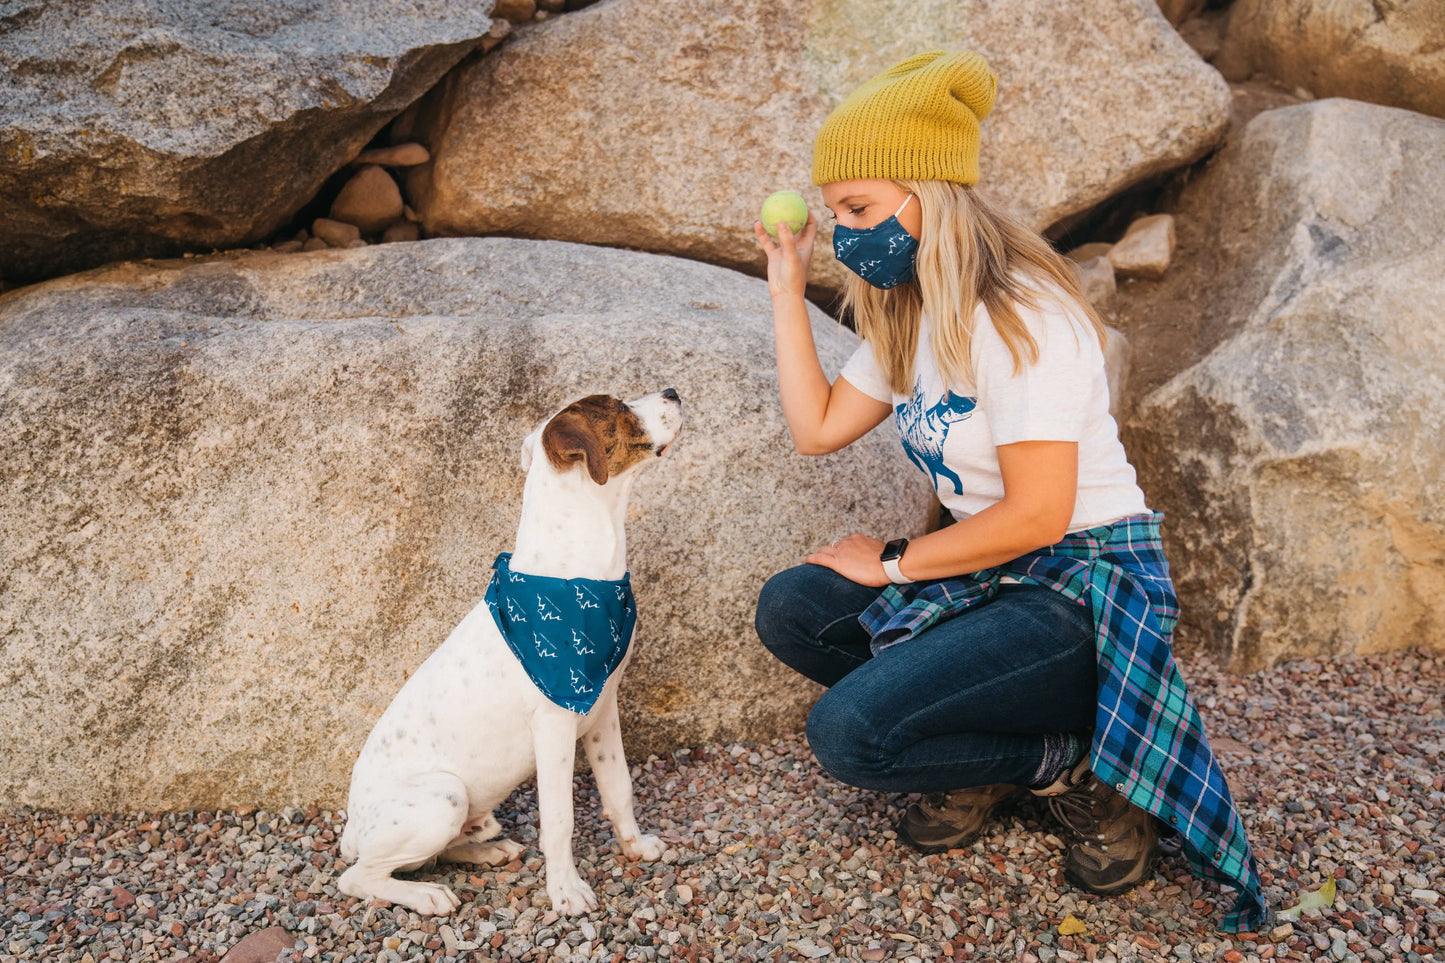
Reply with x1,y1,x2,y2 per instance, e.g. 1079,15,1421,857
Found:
1059,914,1087,936
1277,876,1337,920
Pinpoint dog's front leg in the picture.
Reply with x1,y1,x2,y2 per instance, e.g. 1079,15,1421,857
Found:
584,691,665,862
532,709,599,915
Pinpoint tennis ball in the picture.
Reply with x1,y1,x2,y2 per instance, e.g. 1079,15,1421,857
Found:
759,190,808,237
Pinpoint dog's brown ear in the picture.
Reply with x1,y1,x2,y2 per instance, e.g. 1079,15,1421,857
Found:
541,407,609,485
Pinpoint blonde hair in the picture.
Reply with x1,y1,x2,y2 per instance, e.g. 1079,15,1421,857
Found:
841,180,1106,395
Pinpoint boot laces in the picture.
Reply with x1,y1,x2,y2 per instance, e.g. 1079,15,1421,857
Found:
1046,779,1112,843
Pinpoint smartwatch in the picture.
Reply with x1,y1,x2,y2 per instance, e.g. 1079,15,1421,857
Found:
880,538,914,585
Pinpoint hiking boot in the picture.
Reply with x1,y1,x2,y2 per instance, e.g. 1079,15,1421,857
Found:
1032,759,1158,894
897,783,1024,854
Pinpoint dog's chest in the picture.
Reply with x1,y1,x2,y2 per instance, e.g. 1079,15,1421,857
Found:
485,553,636,715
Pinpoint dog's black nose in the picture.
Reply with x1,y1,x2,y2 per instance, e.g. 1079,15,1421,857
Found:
662,387,680,402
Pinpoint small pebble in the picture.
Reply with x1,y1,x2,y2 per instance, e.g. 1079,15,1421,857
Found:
310,217,360,248
381,220,421,244
354,142,431,167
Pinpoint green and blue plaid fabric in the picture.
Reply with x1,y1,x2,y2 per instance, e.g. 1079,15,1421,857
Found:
859,513,1268,932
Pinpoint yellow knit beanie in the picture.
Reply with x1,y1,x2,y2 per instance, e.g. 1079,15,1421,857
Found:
812,50,997,187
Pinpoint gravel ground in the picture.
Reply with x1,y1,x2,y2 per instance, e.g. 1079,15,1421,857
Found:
3,648,1442,963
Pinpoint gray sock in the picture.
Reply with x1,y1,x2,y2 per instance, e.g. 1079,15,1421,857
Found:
1029,732,1086,789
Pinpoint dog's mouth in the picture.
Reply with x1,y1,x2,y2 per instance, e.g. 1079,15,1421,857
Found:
657,427,681,458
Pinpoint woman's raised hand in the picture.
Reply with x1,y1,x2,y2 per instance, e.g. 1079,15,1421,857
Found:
755,211,818,302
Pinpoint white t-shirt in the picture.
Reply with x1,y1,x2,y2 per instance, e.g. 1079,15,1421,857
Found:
840,290,1147,532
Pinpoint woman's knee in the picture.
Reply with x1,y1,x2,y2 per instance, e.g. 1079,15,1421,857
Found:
806,689,890,790
754,565,827,649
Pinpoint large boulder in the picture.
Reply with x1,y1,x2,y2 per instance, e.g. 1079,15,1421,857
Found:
0,0,493,286
1118,100,1445,671
1216,0,1445,119
399,0,1231,298
0,238,934,811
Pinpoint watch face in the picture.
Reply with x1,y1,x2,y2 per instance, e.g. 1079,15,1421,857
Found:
881,538,908,561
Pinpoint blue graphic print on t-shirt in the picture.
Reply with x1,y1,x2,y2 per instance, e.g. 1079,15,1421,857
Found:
896,385,977,495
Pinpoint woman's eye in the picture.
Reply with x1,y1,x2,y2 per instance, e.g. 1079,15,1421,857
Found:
849,206,866,217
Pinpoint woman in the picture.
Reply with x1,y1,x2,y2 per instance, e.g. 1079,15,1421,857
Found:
753,50,1265,931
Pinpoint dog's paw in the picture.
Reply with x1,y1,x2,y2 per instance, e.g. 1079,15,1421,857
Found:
439,837,527,867
415,882,463,916
547,874,599,916
482,838,528,864
386,880,461,916
620,833,666,862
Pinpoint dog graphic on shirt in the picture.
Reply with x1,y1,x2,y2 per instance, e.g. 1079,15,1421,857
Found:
897,388,976,495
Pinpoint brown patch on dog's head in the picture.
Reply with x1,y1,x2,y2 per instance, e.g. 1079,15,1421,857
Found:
540,395,654,485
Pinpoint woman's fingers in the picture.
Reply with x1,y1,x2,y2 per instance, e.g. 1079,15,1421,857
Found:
803,534,887,587
758,216,813,297
800,210,819,245
775,219,798,257
754,221,776,251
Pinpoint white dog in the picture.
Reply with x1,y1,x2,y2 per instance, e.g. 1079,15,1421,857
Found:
338,389,683,916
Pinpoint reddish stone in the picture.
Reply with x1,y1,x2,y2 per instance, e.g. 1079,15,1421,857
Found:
110,886,136,909
223,926,297,963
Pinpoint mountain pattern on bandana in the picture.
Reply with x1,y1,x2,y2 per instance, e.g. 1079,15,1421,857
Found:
484,552,636,714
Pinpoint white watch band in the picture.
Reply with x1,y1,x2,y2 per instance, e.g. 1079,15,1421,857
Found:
881,556,913,585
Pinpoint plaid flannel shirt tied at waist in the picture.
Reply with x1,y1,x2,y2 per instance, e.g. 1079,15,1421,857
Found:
858,512,1268,933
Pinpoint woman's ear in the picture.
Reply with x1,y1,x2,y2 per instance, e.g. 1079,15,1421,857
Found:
541,409,609,485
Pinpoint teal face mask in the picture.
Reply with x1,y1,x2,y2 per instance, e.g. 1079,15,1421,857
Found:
832,195,919,289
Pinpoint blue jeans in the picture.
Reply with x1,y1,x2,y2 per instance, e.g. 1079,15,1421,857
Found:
755,564,1098,792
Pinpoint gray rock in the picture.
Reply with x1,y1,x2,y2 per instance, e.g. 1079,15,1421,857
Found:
1121,100,1445,670
1102,325,1132,425
0,0,491,285
1066,242,1115,264
1075,256,1118,312
400,0,1230,298
1108,214,1176,280
0,237,934,810
1216,0,1445,119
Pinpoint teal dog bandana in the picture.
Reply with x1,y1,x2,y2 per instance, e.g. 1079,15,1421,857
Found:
484,552,637,715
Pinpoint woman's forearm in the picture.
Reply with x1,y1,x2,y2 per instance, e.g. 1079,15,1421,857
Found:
895,499,1071,581
896,440,1080,580
771,294,837,454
